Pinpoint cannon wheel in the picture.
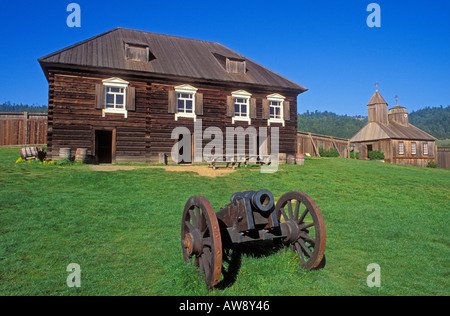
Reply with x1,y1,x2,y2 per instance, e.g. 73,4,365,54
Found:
181,196,222,289
276,191,326,270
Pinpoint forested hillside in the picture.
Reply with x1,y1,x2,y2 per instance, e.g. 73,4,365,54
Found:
298,106,449,140
0,102,48,113
297,110,367,139
409,106,449,140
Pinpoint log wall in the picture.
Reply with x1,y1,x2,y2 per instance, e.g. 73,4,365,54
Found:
48,73,147,163
47,73,298,163
148,82,298,163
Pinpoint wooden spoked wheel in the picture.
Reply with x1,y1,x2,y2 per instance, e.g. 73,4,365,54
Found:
181,196,222,289
276,191,326,270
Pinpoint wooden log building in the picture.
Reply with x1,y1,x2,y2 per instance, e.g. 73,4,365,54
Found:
39,28,307,164
350,89,437,167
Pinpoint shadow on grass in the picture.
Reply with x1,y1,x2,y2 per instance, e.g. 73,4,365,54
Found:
217,239,327,290
217,240,284,290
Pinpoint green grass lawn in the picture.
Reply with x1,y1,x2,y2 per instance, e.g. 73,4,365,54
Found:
0,147,449,296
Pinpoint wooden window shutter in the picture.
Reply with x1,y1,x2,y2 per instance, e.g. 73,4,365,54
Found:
250,98,257,119
262,99,270,119
226,96,234,117
168,90,177,114
126,86,136,111
95,84,105,109
284,101,291,121
195,93,204,116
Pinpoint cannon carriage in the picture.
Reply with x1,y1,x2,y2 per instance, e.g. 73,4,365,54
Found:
181,190,326,289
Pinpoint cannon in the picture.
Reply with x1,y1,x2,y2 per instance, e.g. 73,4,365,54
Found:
181,190,326,289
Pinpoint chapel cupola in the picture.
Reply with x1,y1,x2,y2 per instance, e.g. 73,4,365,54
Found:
367,82,388,124
388,95,409,126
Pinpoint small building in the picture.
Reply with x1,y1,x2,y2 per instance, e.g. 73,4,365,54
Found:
38,28,307,164
350,88,437,167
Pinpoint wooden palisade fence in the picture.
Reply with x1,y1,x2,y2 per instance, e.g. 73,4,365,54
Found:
437,147,450,169
297,131,350,158
0,112,47,146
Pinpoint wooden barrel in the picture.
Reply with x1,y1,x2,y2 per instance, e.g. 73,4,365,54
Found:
159,153,168,165
59,148,71,160
75,148,88,163
296,154,305,165
287,155,295,165
278,153,287,164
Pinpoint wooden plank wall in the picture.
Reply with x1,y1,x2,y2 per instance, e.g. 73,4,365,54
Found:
354,139,392,161
352,139,438,167
437,147,450,169
391,139,436,167
0,113,47,146
297,131,349,158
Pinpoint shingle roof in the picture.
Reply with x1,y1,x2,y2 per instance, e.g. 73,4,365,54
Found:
39,28,307,92
388,105,408,114
367,91,388,106
350,120,436,142
385,120,436,141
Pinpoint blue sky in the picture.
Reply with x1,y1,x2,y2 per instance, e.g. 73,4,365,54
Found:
0,0,448,116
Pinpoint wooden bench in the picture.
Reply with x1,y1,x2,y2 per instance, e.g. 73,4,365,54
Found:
205,155,272,170
19,147,40,161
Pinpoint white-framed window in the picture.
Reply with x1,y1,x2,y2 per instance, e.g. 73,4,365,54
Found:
102,77,129,118
175,84,197,121
267,93,286,127
177,93,194,114
232,90,252,124
270,101,282,119
423,143,428,155
399,142,404,155
106,87,125,109
411,142,417,155
234,98,248,117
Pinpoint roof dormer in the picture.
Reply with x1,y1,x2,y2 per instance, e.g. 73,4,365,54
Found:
124,42,156,62
226,57,246,74
212,52,247,74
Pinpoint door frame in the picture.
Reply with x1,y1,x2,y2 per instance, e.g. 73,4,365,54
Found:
92,127,116,164
366,144,374,160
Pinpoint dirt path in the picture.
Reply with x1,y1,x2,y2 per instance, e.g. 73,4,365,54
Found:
89,164,237,178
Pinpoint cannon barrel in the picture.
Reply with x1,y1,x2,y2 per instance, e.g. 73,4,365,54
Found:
230,190,274,212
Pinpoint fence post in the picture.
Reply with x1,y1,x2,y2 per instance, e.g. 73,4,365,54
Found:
309,133,321,157
23,112,28,145
347,140,350,159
